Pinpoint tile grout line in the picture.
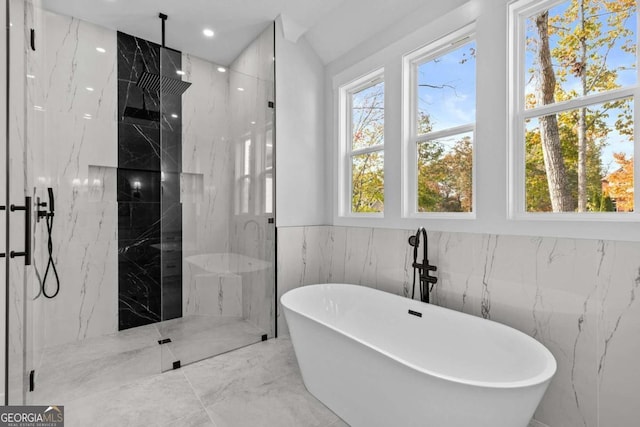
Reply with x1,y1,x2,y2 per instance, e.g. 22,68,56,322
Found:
176,339,294,426
180,368,220,427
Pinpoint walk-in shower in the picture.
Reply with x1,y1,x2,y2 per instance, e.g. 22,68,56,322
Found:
2,0,276,405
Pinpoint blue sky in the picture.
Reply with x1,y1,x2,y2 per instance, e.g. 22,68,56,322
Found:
417,40,477,133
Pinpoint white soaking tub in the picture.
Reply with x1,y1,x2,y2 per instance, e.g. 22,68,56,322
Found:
281,283,556,427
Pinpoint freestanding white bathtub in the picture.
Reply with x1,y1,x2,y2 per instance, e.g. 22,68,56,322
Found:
281,284,556,427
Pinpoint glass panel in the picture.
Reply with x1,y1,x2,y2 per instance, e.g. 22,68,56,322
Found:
525,98,634,212
417,132,473,213
351,151,384,213
159,46,183,328
525,0,637,109
5,0,45,404
161,23,276,371
416,40,476,134
4,2,276,404
1,0,8,403
351,81,384,151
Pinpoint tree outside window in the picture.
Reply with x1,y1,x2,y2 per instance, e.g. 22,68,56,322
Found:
347,79,385,214
409,36,476,213
520,0,637,213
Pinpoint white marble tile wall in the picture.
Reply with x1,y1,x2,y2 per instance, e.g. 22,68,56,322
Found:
277,225,640,427
180,53,232,316
35,11,118,348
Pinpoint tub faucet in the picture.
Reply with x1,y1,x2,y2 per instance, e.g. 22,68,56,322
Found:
408,227,437,303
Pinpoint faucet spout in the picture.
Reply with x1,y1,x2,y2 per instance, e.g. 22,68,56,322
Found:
408,227,437,303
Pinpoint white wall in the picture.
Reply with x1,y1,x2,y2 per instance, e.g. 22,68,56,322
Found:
324,0,640,242
275,17,327,227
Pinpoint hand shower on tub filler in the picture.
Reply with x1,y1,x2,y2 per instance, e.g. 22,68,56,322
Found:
408,227,437,304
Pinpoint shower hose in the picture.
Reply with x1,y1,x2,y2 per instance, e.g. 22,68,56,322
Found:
42,212,60,298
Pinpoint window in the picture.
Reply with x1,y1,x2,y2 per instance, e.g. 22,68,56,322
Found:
340,70,385,215
264,128,273,214
404,26,476,216
236,138,252,214
510,0,638,215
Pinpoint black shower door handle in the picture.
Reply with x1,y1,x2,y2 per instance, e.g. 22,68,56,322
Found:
10,196,32,266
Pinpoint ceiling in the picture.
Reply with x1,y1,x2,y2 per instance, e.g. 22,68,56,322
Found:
41,0,446,66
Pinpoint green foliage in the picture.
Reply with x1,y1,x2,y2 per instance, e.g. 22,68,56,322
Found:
525,0,636,212
417,136,473,212
351,82,385,213
352,151,384,213
526,106,607,211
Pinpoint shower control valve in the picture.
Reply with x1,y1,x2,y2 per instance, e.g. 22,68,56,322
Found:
36,196,50,222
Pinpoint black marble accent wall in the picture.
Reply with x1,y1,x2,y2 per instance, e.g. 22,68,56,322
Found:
117,32,183,330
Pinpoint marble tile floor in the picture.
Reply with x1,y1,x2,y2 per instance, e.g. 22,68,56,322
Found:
54,337,347,427
30,334,543,427
30,315,266,404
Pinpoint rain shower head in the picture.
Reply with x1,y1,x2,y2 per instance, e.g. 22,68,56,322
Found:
136,71,192,96
122,12,191,121
134,12,192,97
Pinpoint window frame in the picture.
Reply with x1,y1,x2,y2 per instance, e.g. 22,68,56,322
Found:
508,0,640,221
338,68,385,218
402,24,477,219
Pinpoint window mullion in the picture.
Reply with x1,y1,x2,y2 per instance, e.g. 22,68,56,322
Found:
350,145,384,157
415,123,475,144
522,86,637,120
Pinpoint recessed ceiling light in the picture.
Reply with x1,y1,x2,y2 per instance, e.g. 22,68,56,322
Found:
26,74,35,79
250,121,256,125
86,87,94,92
217,67,226,73
176,70,185,76
203,28,214,38
96,47,106,53
237,87,244,92
171,113,179,118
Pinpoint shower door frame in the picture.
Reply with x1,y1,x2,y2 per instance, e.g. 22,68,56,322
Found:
3,0,10,405
3,0,33,406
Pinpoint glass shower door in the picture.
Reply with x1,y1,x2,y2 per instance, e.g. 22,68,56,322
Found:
158,24,277,370
4,1,277,404
3,0,46,405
